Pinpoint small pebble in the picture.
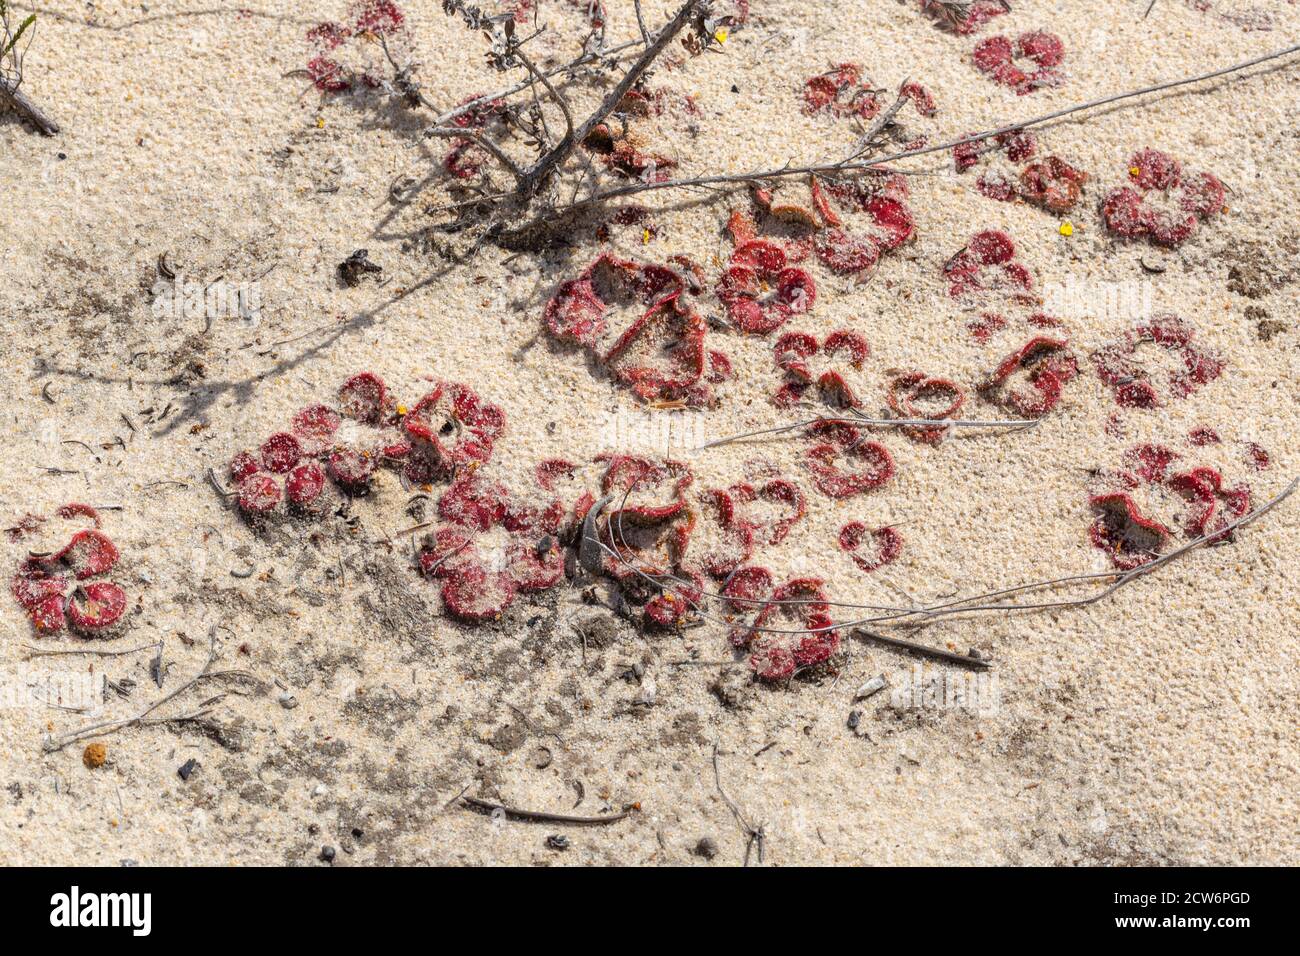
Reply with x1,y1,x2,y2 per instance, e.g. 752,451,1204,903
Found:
847,710,861,730
545,834,570,851
177,758,198,781
319,845,336,863
853,674,888,701
278,692,299,709
312,783,328,798
694,837,719,859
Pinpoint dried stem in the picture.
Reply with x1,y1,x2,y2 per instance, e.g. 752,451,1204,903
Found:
712,743,764,865
697,414,1037,450
42,632,263,752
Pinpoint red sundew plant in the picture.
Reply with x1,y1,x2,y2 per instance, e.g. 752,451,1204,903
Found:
1087,492,1172,571
979,335,1079,417
1243,442,1271,471
1086,440,1258,569
543,255,728,405
1090,315,1224,409
403,381,506,481
838,522,904,574
731,577,840,682
643,572,703,629
886,371,967,443
728,478,806,547
304,0,409,93
598,454,694,522
772,330,870,409
715,240,817,335
683,488,754,579
972,31,1066,95
955,130,1088,212
803,63,938,124
419,472,565,622
943,229,1033,302
813,175,916,279
803,421,896,499
1101,149,1226,247
10,513,128,636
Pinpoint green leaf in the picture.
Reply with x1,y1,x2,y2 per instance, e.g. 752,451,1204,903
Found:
2,14,34,60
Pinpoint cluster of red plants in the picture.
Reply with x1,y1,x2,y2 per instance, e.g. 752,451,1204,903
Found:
1087,438,1260,570
228,373,504,516
716,239,817,334
953,129,1087,213
721,173,916,294
972,31,1066,95
10,505,127,636
803,62,937,134
1090,314,1224,409
543,253,731,405
771,330,869,408
721,568,839,681
945,230,1080,417
305,0,407,92
1101,149,1226,247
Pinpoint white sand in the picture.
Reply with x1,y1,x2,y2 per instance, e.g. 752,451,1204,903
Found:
0,0,1296,865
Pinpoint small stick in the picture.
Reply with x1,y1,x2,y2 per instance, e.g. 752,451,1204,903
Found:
851,630,989,670
697,415,1036,450
712,743,764,866
461,795,632,825
42,633,261,752
0,81,59,135
22,640,161,660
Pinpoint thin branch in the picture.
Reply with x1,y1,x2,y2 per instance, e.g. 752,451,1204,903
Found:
461,795,631,825
429,37,645,128
511,41,1300,222
697,414,1037,450
851,630,990,670
513,45,574,148
427,123,525,181
22,640,161,660
712,743,764,865
41,633,262,752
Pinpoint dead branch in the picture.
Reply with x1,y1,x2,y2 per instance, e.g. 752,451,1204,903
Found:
504,40,1300,229
518,0,703,197
41,630,263,753
0,1,58,134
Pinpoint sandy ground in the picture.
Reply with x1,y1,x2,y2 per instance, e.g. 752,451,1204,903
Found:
0,0,1297,866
